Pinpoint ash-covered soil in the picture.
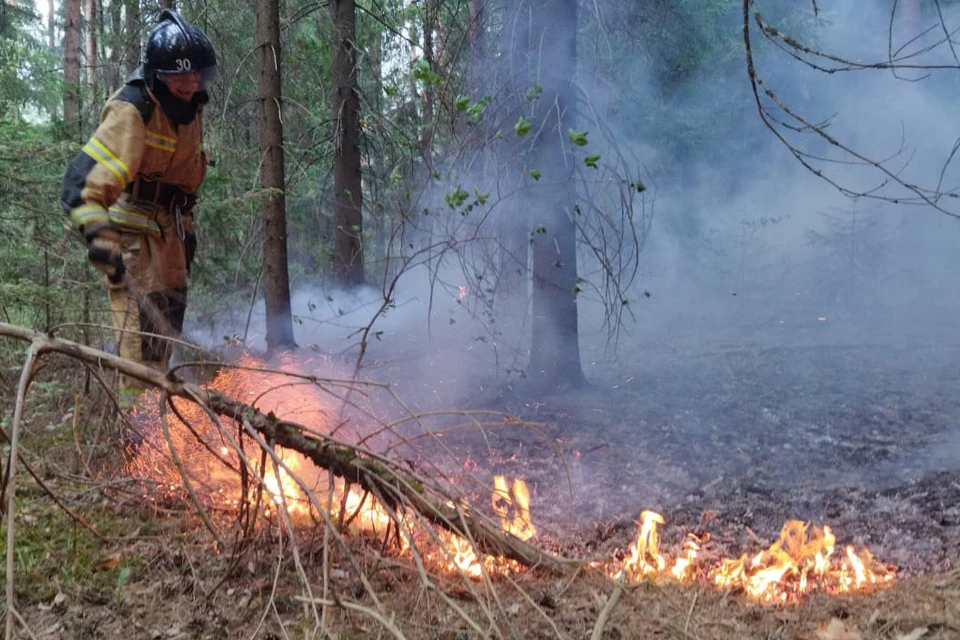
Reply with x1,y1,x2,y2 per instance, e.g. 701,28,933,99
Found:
423,339,960,577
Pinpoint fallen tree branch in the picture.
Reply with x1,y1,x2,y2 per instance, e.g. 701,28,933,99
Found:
590,577,625,640
0,322,575,574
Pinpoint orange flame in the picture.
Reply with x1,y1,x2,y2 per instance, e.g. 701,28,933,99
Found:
122,357,896,596
608,513,894,603
492,476,536,541
620,510,667,579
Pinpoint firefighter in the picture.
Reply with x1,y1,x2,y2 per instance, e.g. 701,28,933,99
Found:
60,9,217,406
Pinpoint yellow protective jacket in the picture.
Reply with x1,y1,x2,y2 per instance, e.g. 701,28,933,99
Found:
61,70,207,236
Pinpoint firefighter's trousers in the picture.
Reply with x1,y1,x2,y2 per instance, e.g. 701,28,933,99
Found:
105,204,193,403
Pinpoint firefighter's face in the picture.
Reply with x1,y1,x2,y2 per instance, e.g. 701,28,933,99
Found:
162,72,201,101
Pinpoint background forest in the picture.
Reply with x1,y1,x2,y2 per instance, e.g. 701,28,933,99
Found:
3,0,959,381
0,0,838,376
4,0,960,638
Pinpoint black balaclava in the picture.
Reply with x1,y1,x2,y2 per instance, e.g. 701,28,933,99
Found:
151,79,209,126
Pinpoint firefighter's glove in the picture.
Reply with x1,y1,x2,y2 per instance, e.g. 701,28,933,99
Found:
84,221,125,284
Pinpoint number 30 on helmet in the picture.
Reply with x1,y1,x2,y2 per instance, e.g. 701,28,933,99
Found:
144,9,218,90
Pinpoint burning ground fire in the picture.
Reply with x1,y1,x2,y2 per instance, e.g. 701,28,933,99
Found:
122,354,895,602
605,511,894,603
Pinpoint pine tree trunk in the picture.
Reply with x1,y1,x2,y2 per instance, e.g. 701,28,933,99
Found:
107,0,123,90
123,0,140,76
493,0,530,345
525,0,585,387
257,0,296,349
64,0,83,140
330,0,365,288
84,0,99,122
48,0,56,49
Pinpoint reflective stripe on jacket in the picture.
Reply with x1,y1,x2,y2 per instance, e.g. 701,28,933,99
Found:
60,75,207,233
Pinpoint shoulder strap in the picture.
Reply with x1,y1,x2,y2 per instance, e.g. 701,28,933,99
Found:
113,81,155,124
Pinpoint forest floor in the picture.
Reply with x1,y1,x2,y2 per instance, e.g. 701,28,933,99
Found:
2,331,959,639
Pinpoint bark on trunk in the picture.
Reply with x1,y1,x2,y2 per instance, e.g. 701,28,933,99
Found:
48,0,56,49
331,0,365,288
107,0,122,90
257,0,296,349
64,0,83,139
525,0,585,387
123,0,140,76
84,0,99,118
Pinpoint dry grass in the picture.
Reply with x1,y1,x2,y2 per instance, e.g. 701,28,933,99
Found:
5,492,958,640
2,324,959,639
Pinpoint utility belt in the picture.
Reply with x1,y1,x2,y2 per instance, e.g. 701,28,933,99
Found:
111,179,196,240
124,179,197,212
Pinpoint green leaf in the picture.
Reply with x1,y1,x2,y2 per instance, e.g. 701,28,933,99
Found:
117,567,131,588
630,181,647,193
535,225,547,234
445,186,470,209
412,59,441,86
475,189,489,205
528,169,542,180
466,96,492,121
514,116,532,137
568,129,589,147
584,154,601,168
525,84,543,102
384,84,400,97
454,96,471,111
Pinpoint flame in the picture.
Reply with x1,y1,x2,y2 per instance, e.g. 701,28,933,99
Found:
124,354,535,580
620,510,667,580
125,353,334,520
608,513,894,603
121,356,896,597
492,476,536,541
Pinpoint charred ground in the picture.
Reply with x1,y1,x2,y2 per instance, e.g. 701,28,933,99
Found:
425,337,960,578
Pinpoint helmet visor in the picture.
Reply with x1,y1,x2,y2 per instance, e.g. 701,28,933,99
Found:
156,66,218,92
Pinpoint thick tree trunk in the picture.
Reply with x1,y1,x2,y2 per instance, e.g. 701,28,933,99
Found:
331,0,365,288
257,0,296,349
107,0,123,90
63,0,83,139
48,0,56,49
525,0,585,387
123,0,140,76
84,0,99,118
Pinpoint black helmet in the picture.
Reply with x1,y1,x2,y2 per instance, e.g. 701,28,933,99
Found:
144,9,217,87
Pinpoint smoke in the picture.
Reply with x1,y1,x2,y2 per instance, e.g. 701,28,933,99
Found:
625,1,960,343
184,0,960,519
